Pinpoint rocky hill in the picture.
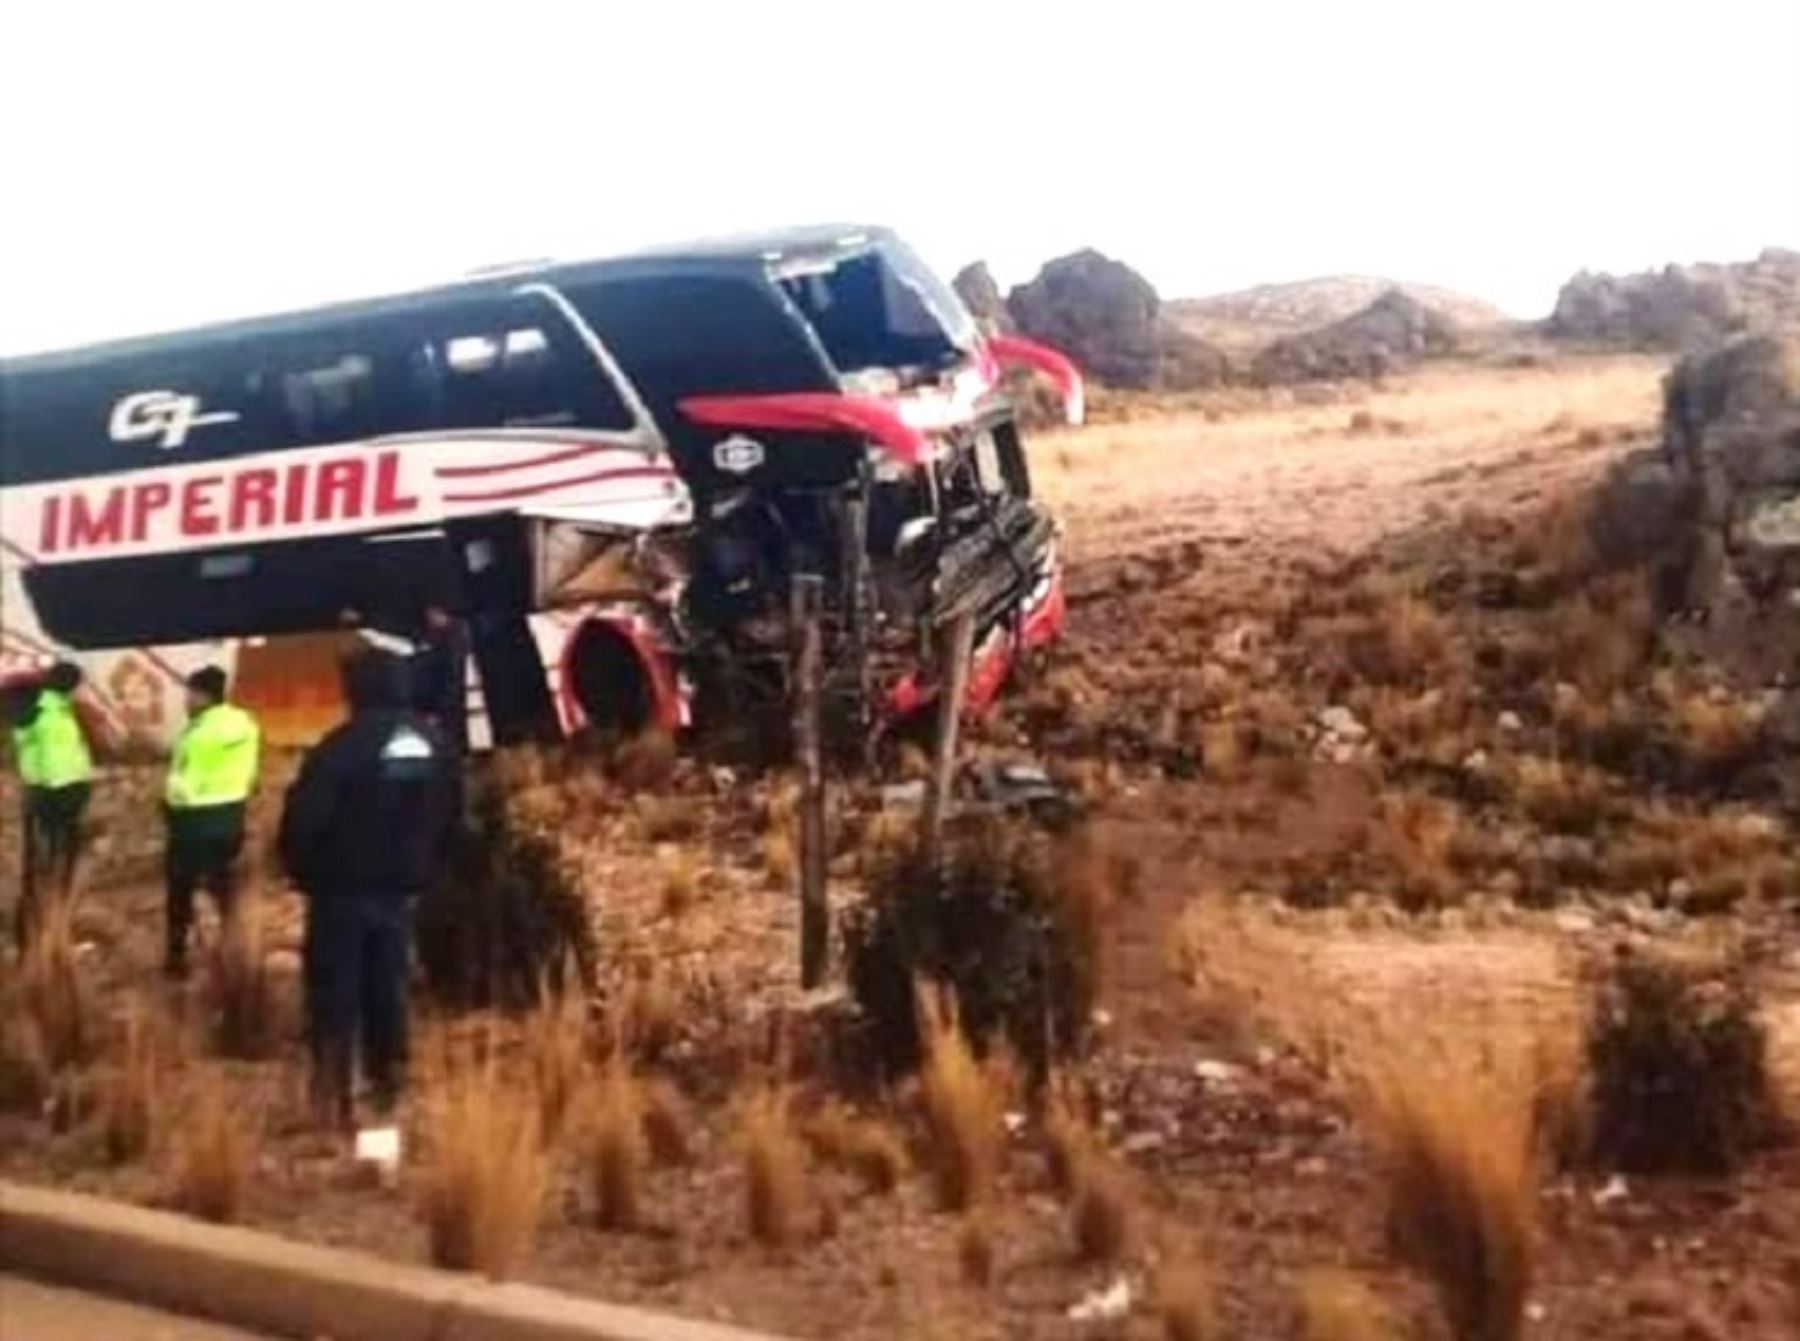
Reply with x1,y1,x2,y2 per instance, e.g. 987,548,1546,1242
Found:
1001,249,1230,391
1250,289,1461,385
1169,276,1507,353
1548,249,1800,349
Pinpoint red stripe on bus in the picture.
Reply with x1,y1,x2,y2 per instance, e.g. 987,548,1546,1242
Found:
433,443,613,479
440,466,676,505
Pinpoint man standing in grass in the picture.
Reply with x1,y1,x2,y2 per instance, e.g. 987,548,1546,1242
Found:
279,648,454,1126
163,666,262,978
10,661,94,943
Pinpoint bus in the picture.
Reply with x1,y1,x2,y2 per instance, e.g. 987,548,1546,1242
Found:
0,225,1081,755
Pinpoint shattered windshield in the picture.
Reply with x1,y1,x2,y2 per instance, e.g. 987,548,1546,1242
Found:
776,242,976,382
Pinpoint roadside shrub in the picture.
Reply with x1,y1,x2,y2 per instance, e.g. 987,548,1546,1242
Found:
1586,948,1783,1174
418,777,598,1011
422,1053,549,1276
844,815,1104,1080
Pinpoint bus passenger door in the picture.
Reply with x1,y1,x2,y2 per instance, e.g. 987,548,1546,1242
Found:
444,514,559,745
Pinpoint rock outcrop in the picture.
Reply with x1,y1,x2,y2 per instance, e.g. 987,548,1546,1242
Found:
1593,334,1800,679
1250,289,1459,384
952,261,1010,332
1004,249,1230,390
1549,250,1800,350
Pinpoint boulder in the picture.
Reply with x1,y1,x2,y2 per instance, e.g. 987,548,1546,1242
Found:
1593,334,1800,681
1250,289,1458,385
952,261,1011,332
1005,249,1230,390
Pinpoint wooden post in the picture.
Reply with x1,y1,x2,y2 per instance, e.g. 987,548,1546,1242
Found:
791,574,829,990
921,609,977,863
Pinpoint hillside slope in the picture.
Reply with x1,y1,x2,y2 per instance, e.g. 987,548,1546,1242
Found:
1168,275,1508,353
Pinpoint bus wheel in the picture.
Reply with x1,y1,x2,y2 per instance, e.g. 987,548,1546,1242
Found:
567,621,657,738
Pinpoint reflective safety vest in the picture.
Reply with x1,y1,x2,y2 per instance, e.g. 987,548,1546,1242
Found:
166,703,261,809
12,689,93,790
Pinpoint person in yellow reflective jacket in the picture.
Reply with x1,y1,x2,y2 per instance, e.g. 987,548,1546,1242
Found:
163,665,261,978
9,661,94,943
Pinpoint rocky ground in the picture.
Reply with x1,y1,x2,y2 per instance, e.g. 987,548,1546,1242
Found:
5,351,1800,1340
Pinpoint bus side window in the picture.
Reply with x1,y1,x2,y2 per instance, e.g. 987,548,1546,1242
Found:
272,324,419,447
433,306,634,434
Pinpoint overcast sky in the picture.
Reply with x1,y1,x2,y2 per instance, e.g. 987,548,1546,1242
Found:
4,0,1796,354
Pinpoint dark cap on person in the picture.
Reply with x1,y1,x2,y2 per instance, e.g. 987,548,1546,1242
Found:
186,666,229,701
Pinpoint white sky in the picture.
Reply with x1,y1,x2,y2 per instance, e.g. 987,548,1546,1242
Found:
3,0,1796,355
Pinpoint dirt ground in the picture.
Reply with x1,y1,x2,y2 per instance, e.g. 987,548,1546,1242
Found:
6,352,1800,1340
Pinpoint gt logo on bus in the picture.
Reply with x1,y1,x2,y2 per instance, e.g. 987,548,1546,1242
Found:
109,390,240,450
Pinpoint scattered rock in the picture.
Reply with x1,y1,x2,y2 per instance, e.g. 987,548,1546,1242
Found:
1252,289,1459,385
1067,1276,1133,1323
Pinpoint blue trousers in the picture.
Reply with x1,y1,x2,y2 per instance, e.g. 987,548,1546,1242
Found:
303,895,410,1123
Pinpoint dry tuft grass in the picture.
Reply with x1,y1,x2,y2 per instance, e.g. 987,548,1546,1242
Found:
613,729,678,791
1297,1269,1392,1341
1363,1048,1536,1341
210,897,279,1060
660,855,701,921
590,1059,648,1231
640,1074,695,1167
1158,1261,1217,1341
761,829,797,889
620,965,681,1060
1042,1075,1095,1194
742,1086,810,1247
1069,1149,1135,1263
525,981,590,1146
13,896,99,1077
1510,755,1611,835
97,999,169,1164
918,989,1003,1211
640,794,703,843
956,1213,997,1288
804,1101,908,1195
168,1067,252,1225
422,1054,549,1276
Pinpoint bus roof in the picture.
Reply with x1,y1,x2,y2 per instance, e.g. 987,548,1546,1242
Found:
3,224,898,372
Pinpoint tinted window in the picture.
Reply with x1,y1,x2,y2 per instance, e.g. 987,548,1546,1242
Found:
425,299,634,432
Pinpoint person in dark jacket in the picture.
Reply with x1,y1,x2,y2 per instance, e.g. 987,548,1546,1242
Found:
279,649,453,1126
411,603,470,754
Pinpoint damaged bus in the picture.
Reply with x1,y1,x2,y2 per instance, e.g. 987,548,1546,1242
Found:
0,226,1081,755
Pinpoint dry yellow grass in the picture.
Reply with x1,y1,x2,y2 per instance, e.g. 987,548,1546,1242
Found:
742,1086,810,1248
1069,1149,1135,1263
918,989,1003,1211
590,1059,647,1231
804,1100,907,1195
13,894,98,1076
1158,1261,1217,1341
956,1213,997,1288
97,998,168,1165
640,1074,695,1167
168,1067,252,1225
1297,1269,1392,1341
210,895,278,1061
422,1055,549,1275
1362,1048,1537,1341
524,980,590,1145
